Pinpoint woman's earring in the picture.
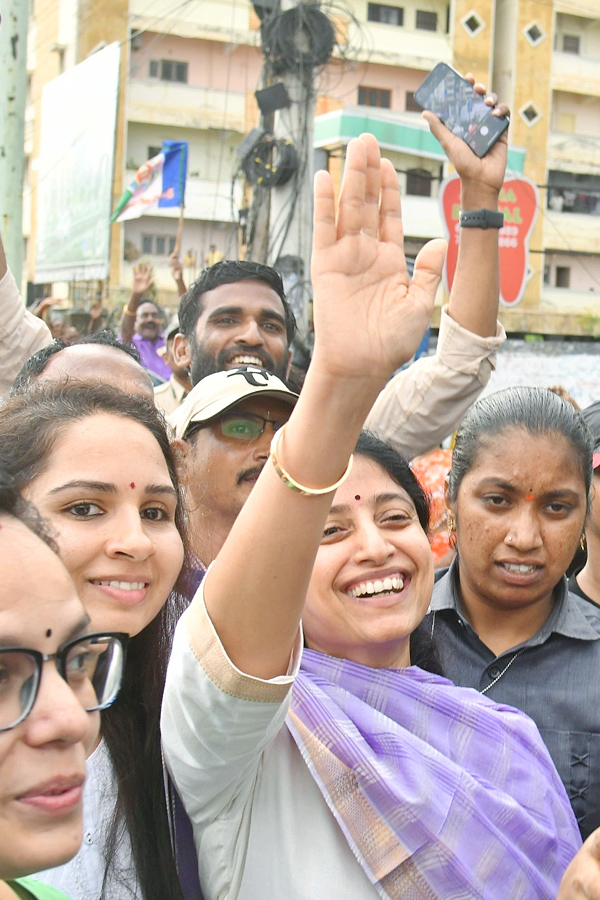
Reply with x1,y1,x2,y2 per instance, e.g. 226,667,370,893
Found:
447,512,456,548
580,533,587,552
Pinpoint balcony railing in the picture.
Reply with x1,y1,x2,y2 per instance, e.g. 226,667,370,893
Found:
552,51,600,97
127,80,247,133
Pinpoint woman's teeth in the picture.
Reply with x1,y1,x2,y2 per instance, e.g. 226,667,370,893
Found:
91,580,146,590
348,575,404,598
501,563,536,574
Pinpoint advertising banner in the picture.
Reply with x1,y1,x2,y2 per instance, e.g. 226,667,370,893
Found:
439,174,539,307
35,42,120,283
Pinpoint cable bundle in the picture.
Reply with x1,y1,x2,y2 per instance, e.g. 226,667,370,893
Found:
241,136,299,187
261,5,335,75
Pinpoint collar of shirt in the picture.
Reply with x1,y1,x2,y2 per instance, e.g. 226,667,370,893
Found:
430,556,600,647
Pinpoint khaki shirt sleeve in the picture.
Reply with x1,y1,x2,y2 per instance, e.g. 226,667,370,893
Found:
0,268,52,397
364,307,506,459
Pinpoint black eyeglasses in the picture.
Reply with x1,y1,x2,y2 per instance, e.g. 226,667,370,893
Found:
187,412,290,443
0,632,129,733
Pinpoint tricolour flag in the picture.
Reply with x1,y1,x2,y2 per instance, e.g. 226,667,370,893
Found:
111,140,188,223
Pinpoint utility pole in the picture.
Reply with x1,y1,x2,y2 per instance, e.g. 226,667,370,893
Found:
267,1,317,326
246,1,334,352
0,0,28,286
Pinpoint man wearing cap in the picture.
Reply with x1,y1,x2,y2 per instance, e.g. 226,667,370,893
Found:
170,365,297,591
569,400,600,606
154,315,192,415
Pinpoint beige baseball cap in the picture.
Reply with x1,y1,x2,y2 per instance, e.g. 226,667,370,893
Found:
168,365,298,438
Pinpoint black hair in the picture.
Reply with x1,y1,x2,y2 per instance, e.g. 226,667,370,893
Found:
178,259,297,345
354,432,443,675
0,382,186,900
0,474,57,550
355,431,430,532
11,329,143,397
448,386,593,505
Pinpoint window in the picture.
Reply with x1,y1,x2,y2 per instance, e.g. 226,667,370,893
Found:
148,146,162,160
406,169,432,197
462,11,484,36
149,59,189,83
367,3,404,25
563,34,580,54
140,235,177,257
524,21,545,46
556,266,570,288
416,10,437,31
358,86,391,108
520,102,541,126
405,91,421,112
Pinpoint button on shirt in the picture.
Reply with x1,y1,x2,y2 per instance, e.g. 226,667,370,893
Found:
426,558,600,840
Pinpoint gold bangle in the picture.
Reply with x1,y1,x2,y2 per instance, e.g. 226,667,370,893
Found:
270,424,353,496
123,305,137,317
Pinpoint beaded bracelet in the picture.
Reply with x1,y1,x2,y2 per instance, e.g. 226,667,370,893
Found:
270,424,353,497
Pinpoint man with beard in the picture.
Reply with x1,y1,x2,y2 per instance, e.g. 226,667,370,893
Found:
174,260,294,385
170,365,298,590
173,246,505,462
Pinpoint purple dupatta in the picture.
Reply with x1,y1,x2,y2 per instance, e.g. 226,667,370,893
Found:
288,649,581,900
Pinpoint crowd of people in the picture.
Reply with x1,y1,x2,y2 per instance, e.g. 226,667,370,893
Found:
0,78,599,900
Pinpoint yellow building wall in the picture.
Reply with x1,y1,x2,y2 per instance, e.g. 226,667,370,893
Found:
452,0,494,85
501,0,554,330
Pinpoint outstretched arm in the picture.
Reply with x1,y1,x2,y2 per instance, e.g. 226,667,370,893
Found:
364,80,509,458
120,262,154,341
0,230,52,397
427,77,509,336
196,134,445,680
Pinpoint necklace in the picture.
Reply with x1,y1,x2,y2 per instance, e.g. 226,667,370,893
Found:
430,611,525,695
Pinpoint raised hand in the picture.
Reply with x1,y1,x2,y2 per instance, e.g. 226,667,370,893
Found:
423,76,510,201
132,261,154,298
310,132,446,383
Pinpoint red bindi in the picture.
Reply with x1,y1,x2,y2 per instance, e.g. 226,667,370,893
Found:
355,495,361,501
525,492,534,501
130,482,136,489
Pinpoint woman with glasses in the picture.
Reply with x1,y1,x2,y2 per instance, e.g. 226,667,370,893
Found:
162,132,582,899
0,479,126,900
0,384,186,900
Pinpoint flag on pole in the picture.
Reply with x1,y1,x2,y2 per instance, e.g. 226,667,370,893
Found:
111,141,188,223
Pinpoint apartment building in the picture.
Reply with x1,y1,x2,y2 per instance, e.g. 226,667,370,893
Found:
24,0,600,333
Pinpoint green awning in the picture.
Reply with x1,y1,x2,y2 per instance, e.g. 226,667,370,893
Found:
314,110,526,173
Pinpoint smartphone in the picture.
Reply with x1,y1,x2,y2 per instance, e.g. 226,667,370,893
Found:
413,62,508,157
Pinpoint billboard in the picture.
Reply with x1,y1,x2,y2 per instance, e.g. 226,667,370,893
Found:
35,42,120,283
439,173,539,307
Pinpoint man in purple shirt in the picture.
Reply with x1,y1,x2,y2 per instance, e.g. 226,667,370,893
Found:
119,261,171,383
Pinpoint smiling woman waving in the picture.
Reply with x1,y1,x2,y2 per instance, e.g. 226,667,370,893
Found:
161,134,582,900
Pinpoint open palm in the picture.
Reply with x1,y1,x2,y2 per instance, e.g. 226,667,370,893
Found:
311,133,446,382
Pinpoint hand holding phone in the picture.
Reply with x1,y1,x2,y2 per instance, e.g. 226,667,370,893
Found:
414,63,509,158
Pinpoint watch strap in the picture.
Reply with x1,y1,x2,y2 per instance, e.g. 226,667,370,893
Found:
459,208,504,229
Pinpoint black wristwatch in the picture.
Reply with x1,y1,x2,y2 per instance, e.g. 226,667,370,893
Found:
459,209,504,229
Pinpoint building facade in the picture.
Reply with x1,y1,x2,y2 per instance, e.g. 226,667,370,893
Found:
23,0,600,333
